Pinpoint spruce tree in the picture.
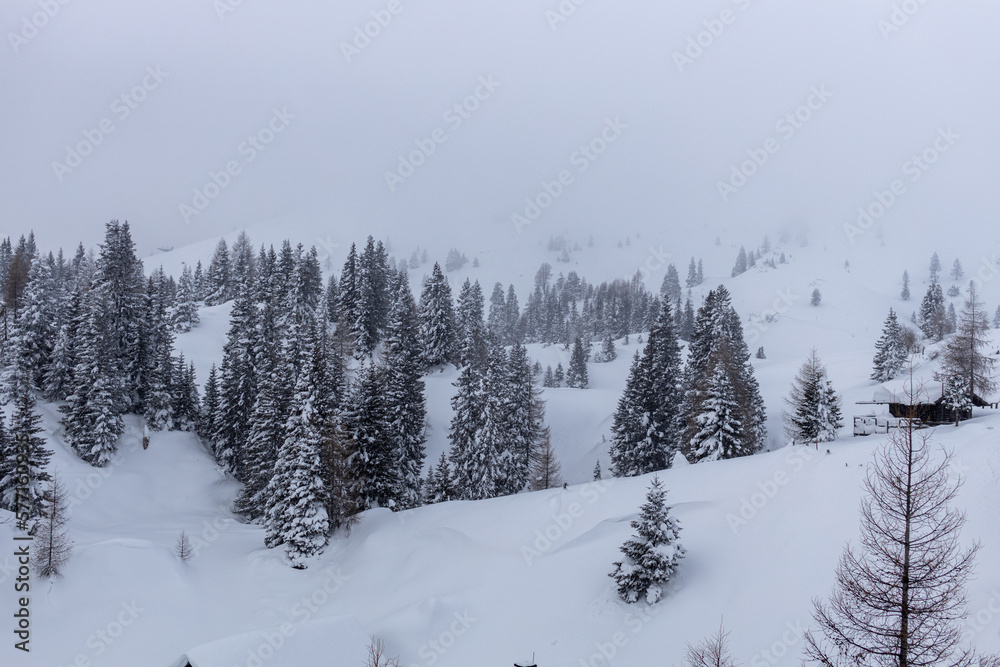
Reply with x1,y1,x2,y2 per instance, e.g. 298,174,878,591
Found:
919,283,948,341
994,305,1000,329
174,264,200,332
610,301,683,477
60,289,125,467
553,362,564,386
660,264,682,307
936,283,997,423
205,238,231,306
950,258,964,281
609,477,685,604
424,452,456,504
901,270,910,301
593,460,602,480
595,333,617,363
785,348,843,444
214,280,259,476
417,263,456,368
565,337,589,389
463,346,510,499
680,286,766,463
497,342,547,496
142,269,176,431
4,373,52,522
341,363,399,509
929,251,941,283
686,258,698,288
198,364,220,443
871,309,908,383
731,247,747,277
382,272,427,509
264,318,330,568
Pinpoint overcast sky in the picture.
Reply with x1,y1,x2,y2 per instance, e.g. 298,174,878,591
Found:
2,0,999,259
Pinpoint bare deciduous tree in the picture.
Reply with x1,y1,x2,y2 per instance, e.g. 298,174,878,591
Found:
365,637,400,667
804,421,994,667
176,530,193,562
685,622,737,667
32,473,73,579
530,436,563,491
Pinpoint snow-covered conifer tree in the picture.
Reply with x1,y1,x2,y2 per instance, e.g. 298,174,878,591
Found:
565,337,589,388
417,262,456,368
382,272,427,509
871,309,908,383
785,348,843,444
609,476,685,604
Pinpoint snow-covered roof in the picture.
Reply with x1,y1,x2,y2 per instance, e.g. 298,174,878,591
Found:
171,616,368,667
872,378,945,405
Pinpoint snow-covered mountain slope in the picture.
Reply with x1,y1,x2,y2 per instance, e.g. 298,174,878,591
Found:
3,399,999,667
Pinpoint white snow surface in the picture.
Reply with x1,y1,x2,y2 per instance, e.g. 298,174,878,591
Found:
4,240,1000,667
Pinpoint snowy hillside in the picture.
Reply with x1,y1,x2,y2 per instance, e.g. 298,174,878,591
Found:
2,229,1000,666
3,392,999,667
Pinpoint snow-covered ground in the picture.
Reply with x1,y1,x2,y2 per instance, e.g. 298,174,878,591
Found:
4,237,1000,667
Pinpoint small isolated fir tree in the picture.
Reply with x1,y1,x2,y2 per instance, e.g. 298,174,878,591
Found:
530,436,563,491
755,346,766,360
951,258,964,281
595,333,617,363
785,348,843,444
176,531,193,562
901,270,911,301
554,362,564,386
32,473,73,579
871,309,908,383
424,451,456,504
593,460,602,480
609,476,684,604
811,288,822,306
543,365,555,388
565,337,589,388
929,251,941,283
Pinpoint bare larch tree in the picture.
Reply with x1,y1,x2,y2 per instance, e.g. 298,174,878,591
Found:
804,421,996,667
